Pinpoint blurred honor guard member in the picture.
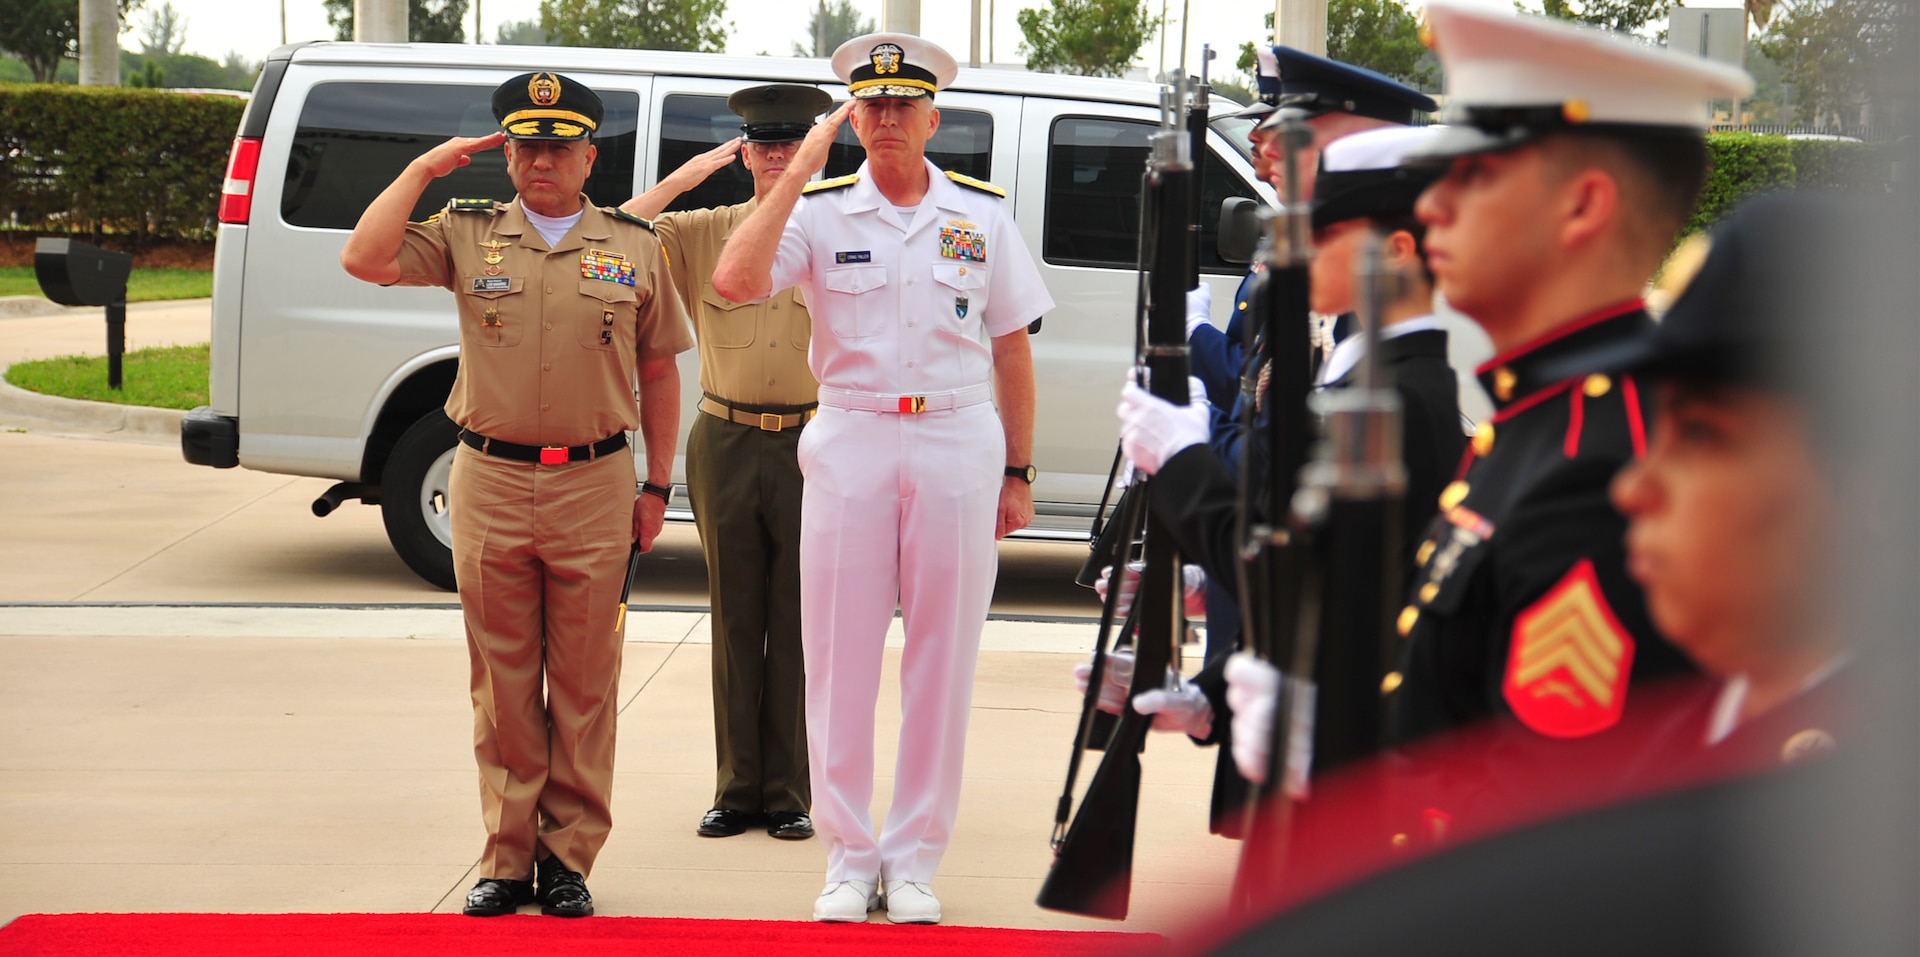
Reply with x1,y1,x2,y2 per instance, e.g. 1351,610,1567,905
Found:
620,84,833,842
712,34,1051,924
1379,4,1753,747
340,72,693,918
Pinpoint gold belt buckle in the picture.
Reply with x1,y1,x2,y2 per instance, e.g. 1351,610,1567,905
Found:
758,411,783,432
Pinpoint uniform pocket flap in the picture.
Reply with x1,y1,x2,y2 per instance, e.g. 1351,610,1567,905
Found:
930,262,986,292
579,280,639,303
465,276,524,298
700,285,748,312
823,264,887,295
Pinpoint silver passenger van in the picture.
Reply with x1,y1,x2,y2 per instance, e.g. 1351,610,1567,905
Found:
182,41,1273,588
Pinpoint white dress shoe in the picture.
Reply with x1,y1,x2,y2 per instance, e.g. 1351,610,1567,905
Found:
812,879,880,922
883,880,941,924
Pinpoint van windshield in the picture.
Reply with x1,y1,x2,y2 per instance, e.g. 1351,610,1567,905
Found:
281,82,640,229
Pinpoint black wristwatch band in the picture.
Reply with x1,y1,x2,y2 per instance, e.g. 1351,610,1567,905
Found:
1005,464,1036,484
638,481,672,503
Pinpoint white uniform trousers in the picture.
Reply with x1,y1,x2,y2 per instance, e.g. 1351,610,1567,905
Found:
795,401,1004,884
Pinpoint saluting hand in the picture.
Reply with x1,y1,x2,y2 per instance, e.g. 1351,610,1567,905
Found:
787,100,854,183
665,136,742,189
416,131,508,179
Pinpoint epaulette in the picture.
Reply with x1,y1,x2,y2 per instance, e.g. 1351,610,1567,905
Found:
612,208,656,230
945,170,1005,198
448,197,500,213
802,174,860,194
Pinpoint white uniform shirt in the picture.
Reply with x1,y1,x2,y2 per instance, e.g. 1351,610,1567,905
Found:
766,159,1054,394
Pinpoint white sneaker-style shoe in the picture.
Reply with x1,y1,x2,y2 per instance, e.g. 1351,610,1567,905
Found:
883,880,941,924
813,879,880,922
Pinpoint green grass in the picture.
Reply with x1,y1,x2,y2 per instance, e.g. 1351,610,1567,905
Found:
0,266,212,302
4,343,209,410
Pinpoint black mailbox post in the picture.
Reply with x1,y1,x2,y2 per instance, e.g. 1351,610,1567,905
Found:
35,238,135,389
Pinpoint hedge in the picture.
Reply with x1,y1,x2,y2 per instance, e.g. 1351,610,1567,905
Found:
0,84,246,243
1694,131,1900,235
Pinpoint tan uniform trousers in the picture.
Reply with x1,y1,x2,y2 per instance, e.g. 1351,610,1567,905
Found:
448,444,635,880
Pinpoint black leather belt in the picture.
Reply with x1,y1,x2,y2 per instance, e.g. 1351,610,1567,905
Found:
459,429,627,465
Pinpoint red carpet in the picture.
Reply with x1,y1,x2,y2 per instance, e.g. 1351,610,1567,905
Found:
0,913,1162,956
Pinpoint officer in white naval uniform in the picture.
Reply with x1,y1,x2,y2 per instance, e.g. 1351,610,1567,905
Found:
712,33,1052,925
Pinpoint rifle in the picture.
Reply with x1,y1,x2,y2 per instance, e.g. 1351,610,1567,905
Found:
1036,74,1199,921
1231,223,1410,908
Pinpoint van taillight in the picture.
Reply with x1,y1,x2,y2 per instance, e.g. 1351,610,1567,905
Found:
218,137,263,224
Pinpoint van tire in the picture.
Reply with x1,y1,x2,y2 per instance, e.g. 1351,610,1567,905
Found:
382,410,459,591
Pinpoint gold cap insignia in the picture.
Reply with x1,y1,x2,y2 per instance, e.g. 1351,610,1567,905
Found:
529,73,561,107
871,43,904,75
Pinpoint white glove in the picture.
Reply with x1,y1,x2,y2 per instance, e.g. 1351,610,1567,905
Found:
1225,652,1282,784
1184,284,1213,340
1092,560,1144,616
1182,564,1208,619
1134,680,1214,738
1117,377,1211,476
1072,646,1135,715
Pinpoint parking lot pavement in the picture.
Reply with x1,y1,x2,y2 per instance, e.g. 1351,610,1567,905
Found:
0,604,1237,933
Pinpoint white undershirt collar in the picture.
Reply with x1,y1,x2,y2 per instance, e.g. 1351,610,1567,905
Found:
521,206,584,247
1315,314,1445,387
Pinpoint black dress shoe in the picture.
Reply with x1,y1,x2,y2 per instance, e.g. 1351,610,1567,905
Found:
696,807,757,838
536,856,594,918
461,876,534,917
766,811,815,840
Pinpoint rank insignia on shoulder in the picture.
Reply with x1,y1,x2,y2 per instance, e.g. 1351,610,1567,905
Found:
1503,559,1635,738
945,170,1005,197
803,174,860,194
612,208,656,230
449,197,499,213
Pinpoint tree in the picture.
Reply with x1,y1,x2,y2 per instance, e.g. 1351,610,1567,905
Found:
539,0,731,52
323,0,469,43
137,0,183,56
0,0,143,82
1522,0,1673,34
1758,0,1907,130
496,17,554,45
791,0,872,57
1235,1,1436,90
1016,0,1156,78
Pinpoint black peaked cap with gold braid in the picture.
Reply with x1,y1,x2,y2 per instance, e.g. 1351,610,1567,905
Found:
492,71,604,141
831,32,959,100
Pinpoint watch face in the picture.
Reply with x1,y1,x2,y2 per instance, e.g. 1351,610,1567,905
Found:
1024,465,1037,483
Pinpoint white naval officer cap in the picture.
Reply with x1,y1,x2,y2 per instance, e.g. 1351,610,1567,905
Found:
831,32,960,100
1412,1,1755,160
1312,126,1450,230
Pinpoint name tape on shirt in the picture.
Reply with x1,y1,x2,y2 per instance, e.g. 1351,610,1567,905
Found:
581,250,636,286
835,251,872,264
939,225,986,263
471,277,512,292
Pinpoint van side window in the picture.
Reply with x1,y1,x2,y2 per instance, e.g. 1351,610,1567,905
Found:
823,106,993,181
657,94,756,213
1044,116,1256,273
280,82,640,229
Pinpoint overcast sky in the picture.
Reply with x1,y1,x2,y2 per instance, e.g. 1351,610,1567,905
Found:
139,0,1741,80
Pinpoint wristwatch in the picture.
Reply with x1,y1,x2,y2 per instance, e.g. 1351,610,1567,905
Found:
1005,464,1037,485
638,481,672,503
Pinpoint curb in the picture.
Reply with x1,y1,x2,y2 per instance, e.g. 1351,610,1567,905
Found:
0,367,184,440
0,296,76,319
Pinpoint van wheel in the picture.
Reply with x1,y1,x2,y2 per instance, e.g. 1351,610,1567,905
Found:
382,410,459,591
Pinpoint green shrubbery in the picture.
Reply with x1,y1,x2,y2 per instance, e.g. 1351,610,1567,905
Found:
0,84,246,243
1695,131,1899,234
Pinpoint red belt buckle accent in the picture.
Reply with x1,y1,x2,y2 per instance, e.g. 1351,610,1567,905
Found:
539,446,568,465
898,395,926,414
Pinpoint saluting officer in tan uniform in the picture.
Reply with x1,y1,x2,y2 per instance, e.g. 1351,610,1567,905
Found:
621,84,832,842
341,71,693,919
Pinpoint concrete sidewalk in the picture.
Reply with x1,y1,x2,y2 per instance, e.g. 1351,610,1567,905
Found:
0,604,1236,937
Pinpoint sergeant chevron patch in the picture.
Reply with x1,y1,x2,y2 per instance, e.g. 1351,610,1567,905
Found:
1502,559,1635,738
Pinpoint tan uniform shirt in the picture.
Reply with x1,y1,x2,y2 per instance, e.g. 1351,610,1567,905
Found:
393,196,694,447
653,200,817,407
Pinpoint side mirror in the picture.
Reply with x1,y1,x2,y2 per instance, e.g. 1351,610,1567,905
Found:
1215,197,1261,266
35,238,133,307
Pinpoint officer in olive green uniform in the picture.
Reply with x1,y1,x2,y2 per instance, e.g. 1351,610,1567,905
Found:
623,85,830,841
341,71,694,919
